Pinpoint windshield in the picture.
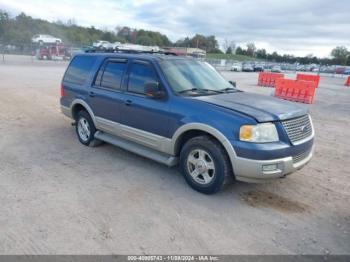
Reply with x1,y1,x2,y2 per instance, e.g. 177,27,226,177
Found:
159,59,233,94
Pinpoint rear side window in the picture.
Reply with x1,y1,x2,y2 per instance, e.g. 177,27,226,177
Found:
99,61,126,90
128,63,158,94
63,56,97,85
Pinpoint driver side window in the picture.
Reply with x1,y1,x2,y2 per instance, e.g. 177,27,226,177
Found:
128,63,158,94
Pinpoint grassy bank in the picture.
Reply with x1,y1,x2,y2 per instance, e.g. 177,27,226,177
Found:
206,53,261,61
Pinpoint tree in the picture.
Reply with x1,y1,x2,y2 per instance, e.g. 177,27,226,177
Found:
271,51,279,61
246,43,256,57
115,27,171,46
66,18,76,26
174,34,219,52
223,39,236,54
331,46,349,65
256,48,267,59
235,46,246,55
136,35,153,46
226,46,233,54
0,10,10,42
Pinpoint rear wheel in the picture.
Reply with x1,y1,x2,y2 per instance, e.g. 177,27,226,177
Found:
75,110,102,147
180,136,233,194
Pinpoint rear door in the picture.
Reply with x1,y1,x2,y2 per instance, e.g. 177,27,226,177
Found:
88,58,127,135
61,55,98,108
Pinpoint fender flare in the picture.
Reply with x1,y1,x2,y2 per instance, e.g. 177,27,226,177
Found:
170,123,238,168
70,99,97,126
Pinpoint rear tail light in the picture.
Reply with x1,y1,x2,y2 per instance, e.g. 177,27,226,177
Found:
60,84,65,97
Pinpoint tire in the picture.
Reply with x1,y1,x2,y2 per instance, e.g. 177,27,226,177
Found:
180,136,233,194
75,110,102,147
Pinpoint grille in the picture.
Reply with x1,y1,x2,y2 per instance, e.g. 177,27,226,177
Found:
293,149,311,164
281,115,313,144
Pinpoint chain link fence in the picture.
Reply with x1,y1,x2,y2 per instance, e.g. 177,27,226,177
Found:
0,41,84,64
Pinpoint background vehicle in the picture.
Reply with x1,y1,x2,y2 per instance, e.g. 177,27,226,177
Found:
32,34,62,44
343,68,350,75
36,44,71,60
242,63,254,72
230,62,242,72
271,65,282,73
93,40,121,50
336,67,346,74
253,63,264,72
92,40,110,48
296,65,305,71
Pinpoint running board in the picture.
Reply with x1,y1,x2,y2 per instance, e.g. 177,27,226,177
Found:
94,131,178,167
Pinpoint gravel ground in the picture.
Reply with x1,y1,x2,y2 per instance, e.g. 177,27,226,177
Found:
0,58,349,255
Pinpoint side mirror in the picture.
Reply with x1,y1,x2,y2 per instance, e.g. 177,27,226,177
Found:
144,81,165,99
229,81,236,87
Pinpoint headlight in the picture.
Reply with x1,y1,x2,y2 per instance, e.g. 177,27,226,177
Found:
239,123,279,142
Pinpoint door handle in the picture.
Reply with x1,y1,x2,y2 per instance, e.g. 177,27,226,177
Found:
89,91,95,97
125,99,132,106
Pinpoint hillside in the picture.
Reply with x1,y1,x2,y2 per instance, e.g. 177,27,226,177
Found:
0,11,171,47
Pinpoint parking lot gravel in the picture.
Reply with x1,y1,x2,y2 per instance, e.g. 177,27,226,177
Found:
0,57,349,255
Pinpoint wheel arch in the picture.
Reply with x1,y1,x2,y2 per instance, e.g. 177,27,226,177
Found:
70,99,96,126
171,123,237,171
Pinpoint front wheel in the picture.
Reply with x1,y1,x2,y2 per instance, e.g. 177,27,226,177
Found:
180,136,233,194
75,111,102,147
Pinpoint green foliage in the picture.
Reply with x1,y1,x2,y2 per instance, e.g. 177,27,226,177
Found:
235,44,348,65
235,46,246,56
0,11,168,47
174,34,220,53
256,48,267,59
226,46,233,54
1,9,349,65
115,26,171,46
246,43,256,57
331,46,349,65
206,53,261,61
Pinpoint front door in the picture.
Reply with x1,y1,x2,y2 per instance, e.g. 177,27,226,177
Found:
120,60,171,150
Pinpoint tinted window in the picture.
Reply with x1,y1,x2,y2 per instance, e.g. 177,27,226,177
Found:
128,63,158,94
64,56,97,85
94,66,103,86
160,60,231,93
100,62,126,90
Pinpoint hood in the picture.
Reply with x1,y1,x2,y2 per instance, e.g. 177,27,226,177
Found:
192,92,308,122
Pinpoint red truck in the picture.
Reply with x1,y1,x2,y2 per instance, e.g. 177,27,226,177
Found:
36,44,71,60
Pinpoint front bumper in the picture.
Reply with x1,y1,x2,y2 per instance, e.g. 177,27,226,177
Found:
232,145,314,183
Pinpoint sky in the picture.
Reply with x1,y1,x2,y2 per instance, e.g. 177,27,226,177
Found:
0,0,349,57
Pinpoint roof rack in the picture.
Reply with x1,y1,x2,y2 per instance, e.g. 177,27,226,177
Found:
84,46,178,56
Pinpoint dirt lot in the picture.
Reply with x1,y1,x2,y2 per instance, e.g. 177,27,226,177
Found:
0,57,349,255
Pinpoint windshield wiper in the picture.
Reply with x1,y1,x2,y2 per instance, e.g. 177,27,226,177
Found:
218,87,240,93
178,88,200,94
178,88,223,94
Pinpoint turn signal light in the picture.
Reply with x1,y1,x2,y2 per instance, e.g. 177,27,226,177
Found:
239,125,253,141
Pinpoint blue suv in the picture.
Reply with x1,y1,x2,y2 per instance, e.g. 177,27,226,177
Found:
60,52,314,194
